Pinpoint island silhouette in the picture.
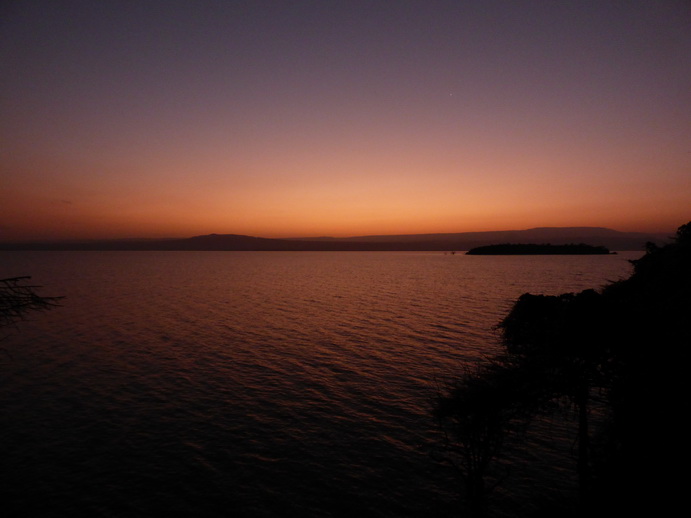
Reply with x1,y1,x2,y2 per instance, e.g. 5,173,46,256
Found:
465,243,613,255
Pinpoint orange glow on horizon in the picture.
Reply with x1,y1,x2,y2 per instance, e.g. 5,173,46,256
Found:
1,2,689,242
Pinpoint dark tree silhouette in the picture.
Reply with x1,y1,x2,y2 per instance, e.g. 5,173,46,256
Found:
435,221,691,516
434,357,539,516
592,222,691,515
499,289,612,501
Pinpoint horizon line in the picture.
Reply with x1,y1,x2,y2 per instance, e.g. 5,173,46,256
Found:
0,224,677,245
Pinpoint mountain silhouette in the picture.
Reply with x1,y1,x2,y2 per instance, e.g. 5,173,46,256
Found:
0,227,671,251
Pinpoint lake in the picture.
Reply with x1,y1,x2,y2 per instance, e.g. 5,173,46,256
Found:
0,251,641,517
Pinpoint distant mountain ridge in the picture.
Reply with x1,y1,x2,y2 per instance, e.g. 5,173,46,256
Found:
0,227,671,251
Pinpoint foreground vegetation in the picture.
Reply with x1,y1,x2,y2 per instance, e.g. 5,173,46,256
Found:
436,222,690,516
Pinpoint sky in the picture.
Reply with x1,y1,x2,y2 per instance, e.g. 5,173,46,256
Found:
1,0,690,241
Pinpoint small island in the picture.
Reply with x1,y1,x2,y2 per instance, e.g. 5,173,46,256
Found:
465,243,613,255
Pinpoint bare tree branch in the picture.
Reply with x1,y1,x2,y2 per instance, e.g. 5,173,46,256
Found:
0,276,63,330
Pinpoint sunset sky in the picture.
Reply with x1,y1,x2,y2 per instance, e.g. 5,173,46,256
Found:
1,0,689,241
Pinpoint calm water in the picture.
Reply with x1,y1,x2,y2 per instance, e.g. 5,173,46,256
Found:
0,251,640,517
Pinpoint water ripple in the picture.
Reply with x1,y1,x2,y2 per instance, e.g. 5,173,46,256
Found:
0,251,638,516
